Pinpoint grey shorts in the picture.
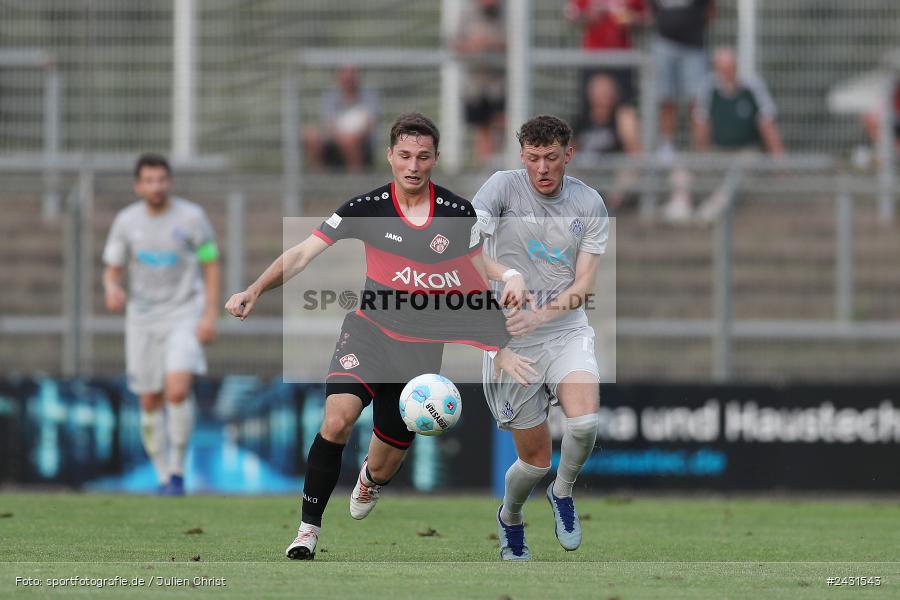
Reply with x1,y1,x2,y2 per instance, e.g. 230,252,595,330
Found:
125,316,207,394
482,326,599,430
652,35,708,103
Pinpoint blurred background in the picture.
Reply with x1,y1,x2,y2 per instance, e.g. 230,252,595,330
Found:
1,0,898,495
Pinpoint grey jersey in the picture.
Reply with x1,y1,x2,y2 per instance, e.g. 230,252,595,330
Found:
473,169,609,346
103,197,216,322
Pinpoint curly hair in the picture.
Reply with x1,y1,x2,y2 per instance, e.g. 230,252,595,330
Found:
516,115,572,148
389,112,440,151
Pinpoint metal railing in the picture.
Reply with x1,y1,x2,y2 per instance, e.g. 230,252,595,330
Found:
3,152,899,381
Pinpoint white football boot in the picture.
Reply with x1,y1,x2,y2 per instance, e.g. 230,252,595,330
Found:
285,523,318,560
349,461,382,520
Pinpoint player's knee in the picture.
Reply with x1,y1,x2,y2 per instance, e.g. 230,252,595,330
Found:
320,413,355,443
165,387,190,405
518,446,551,470
139,393,163,412
567,412,600,441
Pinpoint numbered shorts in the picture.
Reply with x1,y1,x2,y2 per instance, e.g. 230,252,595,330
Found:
325,313,444,449
482,326,599,430
125,317,207,395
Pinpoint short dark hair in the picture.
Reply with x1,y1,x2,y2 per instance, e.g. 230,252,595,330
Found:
516,115,572,148
389,112,440,151
134,153,171,179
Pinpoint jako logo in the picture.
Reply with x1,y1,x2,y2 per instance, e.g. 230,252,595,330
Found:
302,494,318,504
392,266,461,289
384,232,403,242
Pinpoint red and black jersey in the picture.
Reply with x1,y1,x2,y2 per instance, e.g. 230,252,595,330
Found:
313,180,510,351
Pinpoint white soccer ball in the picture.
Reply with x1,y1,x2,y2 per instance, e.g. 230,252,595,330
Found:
399,373,462,436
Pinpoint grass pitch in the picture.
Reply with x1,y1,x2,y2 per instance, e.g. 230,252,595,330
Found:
0,492,897,599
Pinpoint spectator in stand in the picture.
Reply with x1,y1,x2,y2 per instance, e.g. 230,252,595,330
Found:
664,47,784,224
565,0,648,117
648,0,716,161
573,73,642,210
302,65,380,173
453,0,506,163
858,82,900,169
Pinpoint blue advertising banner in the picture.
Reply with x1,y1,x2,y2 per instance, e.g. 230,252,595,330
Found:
2,378,898,493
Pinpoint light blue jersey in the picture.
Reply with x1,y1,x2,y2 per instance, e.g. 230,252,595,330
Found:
473,169,608,346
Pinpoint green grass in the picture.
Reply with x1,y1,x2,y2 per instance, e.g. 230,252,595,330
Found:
0,493,898,599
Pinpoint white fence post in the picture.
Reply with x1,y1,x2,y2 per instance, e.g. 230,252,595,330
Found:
172,0,197,161
505,0,531,168
440,0,464,174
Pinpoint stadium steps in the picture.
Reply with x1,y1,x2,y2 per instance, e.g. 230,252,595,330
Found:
4,182,900,380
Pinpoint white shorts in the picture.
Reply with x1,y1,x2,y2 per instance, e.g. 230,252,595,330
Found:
125,316,207,394
482,326,599,430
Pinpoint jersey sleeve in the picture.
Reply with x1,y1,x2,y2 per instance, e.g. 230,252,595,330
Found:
746,75,778,120
102,212,129,267
581,192,610,255
472,171,509,238
192,209,219,263
314,197,368,245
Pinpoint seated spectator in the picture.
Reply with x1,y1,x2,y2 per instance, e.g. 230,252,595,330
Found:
454,0,506,163
302,66,380,173
573,73,642,209
564,0,647,116
664,47,784,224
692,47,784,155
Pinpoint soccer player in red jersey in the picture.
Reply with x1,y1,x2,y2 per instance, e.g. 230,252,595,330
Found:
226,112,535,560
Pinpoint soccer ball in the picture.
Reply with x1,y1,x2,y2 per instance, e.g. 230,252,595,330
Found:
399,373,462,436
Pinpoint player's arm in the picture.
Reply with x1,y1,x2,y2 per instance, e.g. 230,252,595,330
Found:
197,259,221,343
225,234,330,321
102,265,126,312
759,118,785,156
470,252,530,308
505,250,601,336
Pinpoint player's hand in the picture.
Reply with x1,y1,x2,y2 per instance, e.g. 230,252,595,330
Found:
500,273,531,309
493,348,538,387
505,307,546,337
104,284,126,312
196,314,217,344
225,289,258,321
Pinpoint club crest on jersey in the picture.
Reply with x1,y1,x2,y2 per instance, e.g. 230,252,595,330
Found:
570,218,585,237
430,234,450,254
339,353,359,370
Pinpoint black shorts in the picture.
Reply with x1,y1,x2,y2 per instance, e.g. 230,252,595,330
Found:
325,312,444,449
465,96,505,126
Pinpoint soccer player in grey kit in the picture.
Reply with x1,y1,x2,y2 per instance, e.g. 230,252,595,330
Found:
473,115,609,560
103,154,221,495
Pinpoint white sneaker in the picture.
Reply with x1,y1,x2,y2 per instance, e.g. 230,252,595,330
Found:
662,194,692,224
695,190,728,225
285,523,318,560
349,462,382,520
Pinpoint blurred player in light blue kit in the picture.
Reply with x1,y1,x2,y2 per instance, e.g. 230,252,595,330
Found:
102,154,221,495
473,115,608,560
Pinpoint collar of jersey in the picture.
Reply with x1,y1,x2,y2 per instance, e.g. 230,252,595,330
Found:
390,180,435,230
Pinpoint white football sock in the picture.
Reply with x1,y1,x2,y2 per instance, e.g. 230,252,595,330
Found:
166,396,194,476
298,522,320,535
500,459,550,525
553,413,599,498
140,409,169,485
